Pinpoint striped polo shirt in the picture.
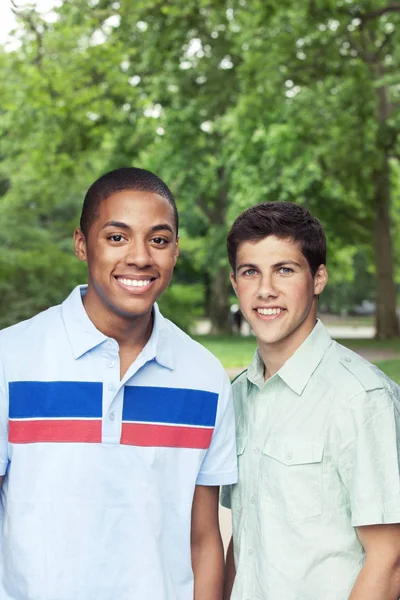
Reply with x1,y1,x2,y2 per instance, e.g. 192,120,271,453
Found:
0,285,237,600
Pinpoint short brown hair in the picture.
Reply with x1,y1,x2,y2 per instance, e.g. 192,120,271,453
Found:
227,202,326,276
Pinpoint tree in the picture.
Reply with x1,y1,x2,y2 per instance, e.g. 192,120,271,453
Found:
224,0,400,338
1,0,399,337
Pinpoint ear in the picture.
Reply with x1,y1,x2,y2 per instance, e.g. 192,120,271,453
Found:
230,271,238,296
313,264,328,296
74,228,88,262
173,236,179,265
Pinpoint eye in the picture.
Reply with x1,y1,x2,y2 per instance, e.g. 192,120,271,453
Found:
107,234,125,243
279,267,293,275
243,268,258,276
151,237,169,246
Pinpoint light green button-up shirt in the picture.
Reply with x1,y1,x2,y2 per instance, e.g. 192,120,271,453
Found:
222,320,400,600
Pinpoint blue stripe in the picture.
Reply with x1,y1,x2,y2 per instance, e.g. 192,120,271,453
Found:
9,381,103,419
123,386,218,427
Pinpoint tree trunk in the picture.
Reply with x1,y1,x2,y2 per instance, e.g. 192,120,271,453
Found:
373,155,399,339
372,62,399,339
209,264,231,334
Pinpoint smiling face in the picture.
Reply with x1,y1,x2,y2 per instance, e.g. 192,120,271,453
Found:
231,235,327,360
74,189,179,330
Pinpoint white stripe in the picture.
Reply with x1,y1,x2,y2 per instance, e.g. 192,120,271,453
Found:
122,420,213,429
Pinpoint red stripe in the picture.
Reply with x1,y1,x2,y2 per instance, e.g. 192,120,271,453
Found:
9,419,102,444
121,423,213,448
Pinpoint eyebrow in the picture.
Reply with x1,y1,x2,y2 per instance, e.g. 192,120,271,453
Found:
101,220,131,231
151,223,174,234
237,262,258,271
273,260,302,268
237,260,302,271
101,221,174,234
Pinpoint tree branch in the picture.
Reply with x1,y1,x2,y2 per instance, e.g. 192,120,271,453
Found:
359,3,400,24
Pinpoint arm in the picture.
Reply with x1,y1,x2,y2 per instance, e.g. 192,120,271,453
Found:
191,485,224,600
223,536,236,600
348,524,400,600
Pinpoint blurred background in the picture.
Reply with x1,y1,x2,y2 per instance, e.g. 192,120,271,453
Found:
0,0,399,380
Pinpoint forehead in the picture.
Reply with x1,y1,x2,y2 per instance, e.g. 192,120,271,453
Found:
236,235,307,266
96,189,175,228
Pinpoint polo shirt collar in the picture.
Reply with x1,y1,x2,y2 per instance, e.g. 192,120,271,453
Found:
61,285,175,370
278,320,333,395
246,320,333,395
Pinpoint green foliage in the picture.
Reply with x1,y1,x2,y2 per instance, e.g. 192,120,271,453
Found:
0,0,400,334
157,283,204,332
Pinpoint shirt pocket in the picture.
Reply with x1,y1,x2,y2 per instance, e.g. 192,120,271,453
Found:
261,437,324,521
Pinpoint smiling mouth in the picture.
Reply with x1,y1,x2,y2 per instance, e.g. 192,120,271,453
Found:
256,307,284,315
114,276,156,293
116,277,154,287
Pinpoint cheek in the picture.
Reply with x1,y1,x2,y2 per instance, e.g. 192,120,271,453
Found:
289,281,314,308
235,283,255,306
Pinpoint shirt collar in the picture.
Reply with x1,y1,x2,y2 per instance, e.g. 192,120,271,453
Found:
277,320,333,395
61,285,174,370
246,320,333,395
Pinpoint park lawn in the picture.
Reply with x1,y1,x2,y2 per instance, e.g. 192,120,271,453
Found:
194,335,257,368
195,335,400,382
374,360,400,384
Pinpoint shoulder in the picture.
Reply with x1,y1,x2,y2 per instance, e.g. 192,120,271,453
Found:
324,342,400,417
0,304,62,354
231,369,248,385
324,341,395,395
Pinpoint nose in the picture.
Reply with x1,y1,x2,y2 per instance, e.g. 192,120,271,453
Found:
256,273,278,300
124,239,153,269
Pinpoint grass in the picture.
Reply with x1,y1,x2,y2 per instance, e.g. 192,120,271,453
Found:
375,360,400,384
194,334,400,381
336,338,400,351
194,335,257,369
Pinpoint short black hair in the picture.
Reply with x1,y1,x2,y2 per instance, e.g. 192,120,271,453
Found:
227,202,326,276
80,167,178,237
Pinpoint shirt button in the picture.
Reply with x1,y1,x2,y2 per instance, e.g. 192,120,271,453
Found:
106,341,113,348
345,357,352,363
109,412,115,422
108,361,115,368
251,495,256,504
286,452,293,460
108,383,115,391
253,447,260,455
248,549,254,556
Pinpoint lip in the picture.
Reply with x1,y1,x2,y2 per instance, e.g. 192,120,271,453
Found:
114,275,157,295
254,307,286,321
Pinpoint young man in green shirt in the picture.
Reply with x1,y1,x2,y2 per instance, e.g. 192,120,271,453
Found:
222,201,400,600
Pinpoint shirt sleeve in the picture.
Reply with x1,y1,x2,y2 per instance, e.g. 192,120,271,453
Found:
0,352,9,476
196,370,238,486
338,387,400,527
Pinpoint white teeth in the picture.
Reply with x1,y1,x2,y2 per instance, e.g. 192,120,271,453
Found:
257,308,282,315
119,278,151,287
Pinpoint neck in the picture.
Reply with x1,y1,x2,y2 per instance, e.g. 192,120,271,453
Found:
82,294,154,351
259,317,318,381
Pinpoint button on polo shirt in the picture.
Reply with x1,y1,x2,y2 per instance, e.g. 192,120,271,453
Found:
0,285,237,600
222,320,400,600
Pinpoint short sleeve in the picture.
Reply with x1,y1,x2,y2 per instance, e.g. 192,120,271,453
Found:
338,387,400,527
196,371,238,486
0,352,9,476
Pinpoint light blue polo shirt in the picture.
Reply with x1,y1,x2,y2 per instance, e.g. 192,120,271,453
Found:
0,285,237,600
